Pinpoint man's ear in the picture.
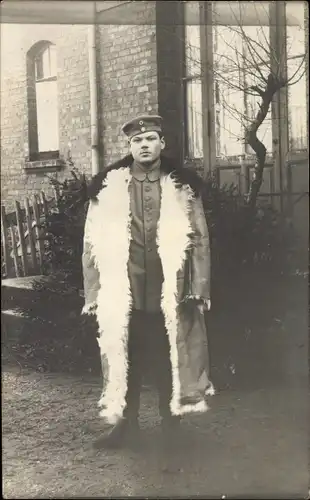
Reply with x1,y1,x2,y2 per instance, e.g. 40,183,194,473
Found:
160,136,166,150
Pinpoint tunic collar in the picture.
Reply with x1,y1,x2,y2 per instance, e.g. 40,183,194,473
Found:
131,159,161,182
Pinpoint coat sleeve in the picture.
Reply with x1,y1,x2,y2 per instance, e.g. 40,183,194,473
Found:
81,201,100,315
188,195,211,302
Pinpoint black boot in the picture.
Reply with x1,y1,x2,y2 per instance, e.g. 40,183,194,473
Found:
93,417,141,450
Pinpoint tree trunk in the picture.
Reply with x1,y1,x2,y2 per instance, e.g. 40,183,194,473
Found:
245,133,267,210
245,74,283,209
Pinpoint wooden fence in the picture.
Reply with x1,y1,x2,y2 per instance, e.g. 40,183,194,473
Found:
1,191,58,279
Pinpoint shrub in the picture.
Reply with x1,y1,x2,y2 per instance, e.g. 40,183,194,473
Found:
42,163,299,288
41,162,89,289
10,162,299,375
2,275,101,375
200,172,299,282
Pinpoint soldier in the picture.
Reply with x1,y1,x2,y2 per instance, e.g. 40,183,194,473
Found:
82,115,215,449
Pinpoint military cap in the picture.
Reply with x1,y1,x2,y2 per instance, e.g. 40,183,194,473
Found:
121,114,163,139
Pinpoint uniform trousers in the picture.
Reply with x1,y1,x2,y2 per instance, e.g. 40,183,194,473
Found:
123,309,173,421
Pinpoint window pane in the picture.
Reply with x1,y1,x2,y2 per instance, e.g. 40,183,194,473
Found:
213,21,272,157
35,44,57,80
36,80,59,152
242,25,270,81
186,80,203,158
185,25,201,77
214,78,244,157
184,2,203,157
49,45,57,77
287,67,307,151
35,56,44,80
286,3,307,151
213,26,245,157
42,47,51,78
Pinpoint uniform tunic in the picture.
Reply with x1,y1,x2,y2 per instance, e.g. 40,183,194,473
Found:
82,155,214,422
128,160,164,312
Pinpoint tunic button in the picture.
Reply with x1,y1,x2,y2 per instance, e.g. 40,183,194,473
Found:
147,248,152,252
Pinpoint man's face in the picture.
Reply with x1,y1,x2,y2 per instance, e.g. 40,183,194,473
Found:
129,131,165,166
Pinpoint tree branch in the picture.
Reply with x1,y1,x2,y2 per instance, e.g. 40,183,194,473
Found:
248,85,266,97
227,24,271,62
228,6,270,74
164,6,306,209
286,53,307,85
215,28,269,84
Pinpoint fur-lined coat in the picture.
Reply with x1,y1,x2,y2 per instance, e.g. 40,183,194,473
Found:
82,154,214,425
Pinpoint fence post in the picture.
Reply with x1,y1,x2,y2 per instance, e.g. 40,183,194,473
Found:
32,194,44,274
25,197,38,272
40,191,49,222
1,205,10,277
9,226,20,277
15,200,28,277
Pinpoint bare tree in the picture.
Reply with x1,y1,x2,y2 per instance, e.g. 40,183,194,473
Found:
183,1,307,210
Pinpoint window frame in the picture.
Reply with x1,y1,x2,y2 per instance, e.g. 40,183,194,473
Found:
182,9,203,160
182,0,308,177
26,40,59,163
286,19,308,152
35,43,57,83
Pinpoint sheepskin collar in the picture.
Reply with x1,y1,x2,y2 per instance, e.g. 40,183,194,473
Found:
87,154,205,201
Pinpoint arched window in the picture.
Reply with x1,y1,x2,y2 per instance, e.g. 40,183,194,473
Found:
27,41,59,160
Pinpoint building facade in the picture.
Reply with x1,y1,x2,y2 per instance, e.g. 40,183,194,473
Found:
1,0,308,235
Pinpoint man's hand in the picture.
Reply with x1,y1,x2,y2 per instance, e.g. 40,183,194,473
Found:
183,295,211,313
198,299,211,314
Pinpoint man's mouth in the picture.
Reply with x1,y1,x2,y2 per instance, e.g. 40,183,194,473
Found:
141,151,150,155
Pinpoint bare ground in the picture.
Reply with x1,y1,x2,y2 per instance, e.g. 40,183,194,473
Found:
2,360,308,499
2,276,309,498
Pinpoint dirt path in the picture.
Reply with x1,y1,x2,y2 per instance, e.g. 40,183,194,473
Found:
2,361,308,499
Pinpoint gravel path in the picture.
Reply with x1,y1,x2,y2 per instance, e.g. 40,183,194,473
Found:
2,361,308,499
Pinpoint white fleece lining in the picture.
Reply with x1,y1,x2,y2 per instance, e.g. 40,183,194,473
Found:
157,175,205,416
88,168,132,424
86,169,210,423
81,302,97,315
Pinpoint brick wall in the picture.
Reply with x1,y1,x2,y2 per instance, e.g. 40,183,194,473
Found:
95,0,184,165
1,24,92,211
96,0,159,166
1,1,160,210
